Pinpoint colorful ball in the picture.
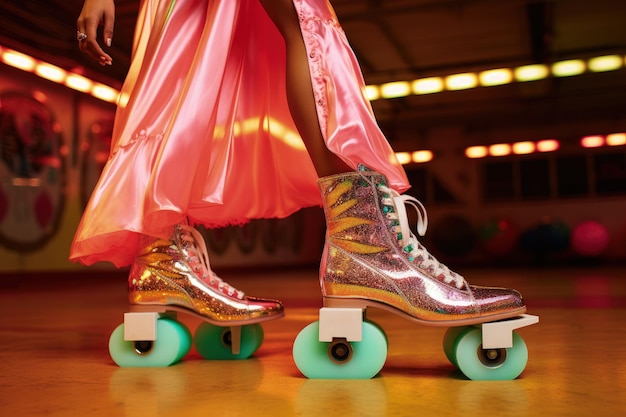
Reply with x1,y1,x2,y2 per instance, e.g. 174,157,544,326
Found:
479,219,519,257
571,220,610,257
520,219,570,253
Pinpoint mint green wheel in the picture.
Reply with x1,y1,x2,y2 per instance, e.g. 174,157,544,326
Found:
443,326,469,368
448,326,528,380
292,320,388,379
109,318,192,367
194,323,264,360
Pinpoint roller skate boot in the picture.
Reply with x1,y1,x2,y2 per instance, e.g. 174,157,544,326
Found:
293,167,538,380
109,224,284,367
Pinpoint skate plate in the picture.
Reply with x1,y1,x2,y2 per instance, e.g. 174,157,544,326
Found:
293,306,539,380
317,307,538,349
109,306,265,367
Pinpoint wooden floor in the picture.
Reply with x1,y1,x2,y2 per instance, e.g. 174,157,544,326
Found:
1,265,625,416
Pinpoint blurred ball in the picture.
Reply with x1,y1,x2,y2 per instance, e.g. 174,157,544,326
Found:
571,220,610,257
432,215,475,257
479,218,519,257
520,219,570,253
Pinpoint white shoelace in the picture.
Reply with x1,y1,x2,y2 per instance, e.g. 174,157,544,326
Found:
179,224,245,299
378,186,466,289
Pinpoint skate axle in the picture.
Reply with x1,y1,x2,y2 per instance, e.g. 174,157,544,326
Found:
479,314,539,349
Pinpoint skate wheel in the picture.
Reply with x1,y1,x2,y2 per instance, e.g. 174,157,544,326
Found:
292,320,387,379
442,326,467,368
446,326,529,380
194,322,264,360
109,318,192,367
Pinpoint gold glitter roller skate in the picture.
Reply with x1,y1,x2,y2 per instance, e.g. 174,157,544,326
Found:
109,224,284,367
293,167,538,380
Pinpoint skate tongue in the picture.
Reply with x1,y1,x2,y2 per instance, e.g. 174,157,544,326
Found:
179,225,245,299
379,186,467,290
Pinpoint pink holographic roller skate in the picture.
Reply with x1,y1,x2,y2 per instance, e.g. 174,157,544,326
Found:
108,224,284,367
293,167,538,380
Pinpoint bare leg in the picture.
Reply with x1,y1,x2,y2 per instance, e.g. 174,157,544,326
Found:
259,0,351,177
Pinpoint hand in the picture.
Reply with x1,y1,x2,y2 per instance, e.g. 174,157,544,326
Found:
76,0,115,66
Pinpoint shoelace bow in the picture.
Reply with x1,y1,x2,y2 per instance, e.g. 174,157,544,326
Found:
179,224,245,299
378,185,467,289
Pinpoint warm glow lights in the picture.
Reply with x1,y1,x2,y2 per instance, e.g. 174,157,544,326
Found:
394,150,434,165
445,73,478,90
364,85,380,101
465,139,561,159
588,55,623,72
65,73,93,92
412,150,433,163
3,42,623,106
380,81,411,98
514,64,549,82
2,49,36,71
536,139,560,152
488,143,511,156
466,146,488,159
512,141,535,154
0,45,120,103
412,77,444,95
91,83,119,103
395,152,412,165
606,133,626,146
479,68,513,86
35,63,66,83
552,59,586,77
581,135,604,148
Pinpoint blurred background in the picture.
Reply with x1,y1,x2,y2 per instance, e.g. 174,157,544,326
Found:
1,0,625,273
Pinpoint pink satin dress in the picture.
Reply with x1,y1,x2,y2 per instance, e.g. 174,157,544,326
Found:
70,0,409,267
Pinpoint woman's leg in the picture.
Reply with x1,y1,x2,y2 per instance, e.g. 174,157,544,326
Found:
259,0,350,177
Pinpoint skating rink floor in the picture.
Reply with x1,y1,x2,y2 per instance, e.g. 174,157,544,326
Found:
1,265,625,416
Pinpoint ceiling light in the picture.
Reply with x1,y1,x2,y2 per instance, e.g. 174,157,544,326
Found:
35,63,66,83
580,135,604,148
512,141,535,154
380,81,411,99
514,64,549,82
65,73,93,92
536,139,559,152
2,49,36,71
445,73,478,90
395,152,412,165
91,84,119,103
479,68,513,86
588,55,623,72
552,59,586,77
606,133,626,146
465,146,488,159
412,150,433,163
412,77,444,94
364,85,380,101
489,143,511,157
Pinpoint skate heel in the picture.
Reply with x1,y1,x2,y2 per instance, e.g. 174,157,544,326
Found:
293,306,539,380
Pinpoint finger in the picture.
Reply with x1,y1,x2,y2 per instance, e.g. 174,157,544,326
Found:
78,17,112,65
102,8,115,47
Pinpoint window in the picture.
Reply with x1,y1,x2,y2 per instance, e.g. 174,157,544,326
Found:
556,156,588,197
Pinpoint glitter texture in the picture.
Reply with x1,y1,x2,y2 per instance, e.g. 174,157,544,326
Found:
319,170,525,325
128,225,283,324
